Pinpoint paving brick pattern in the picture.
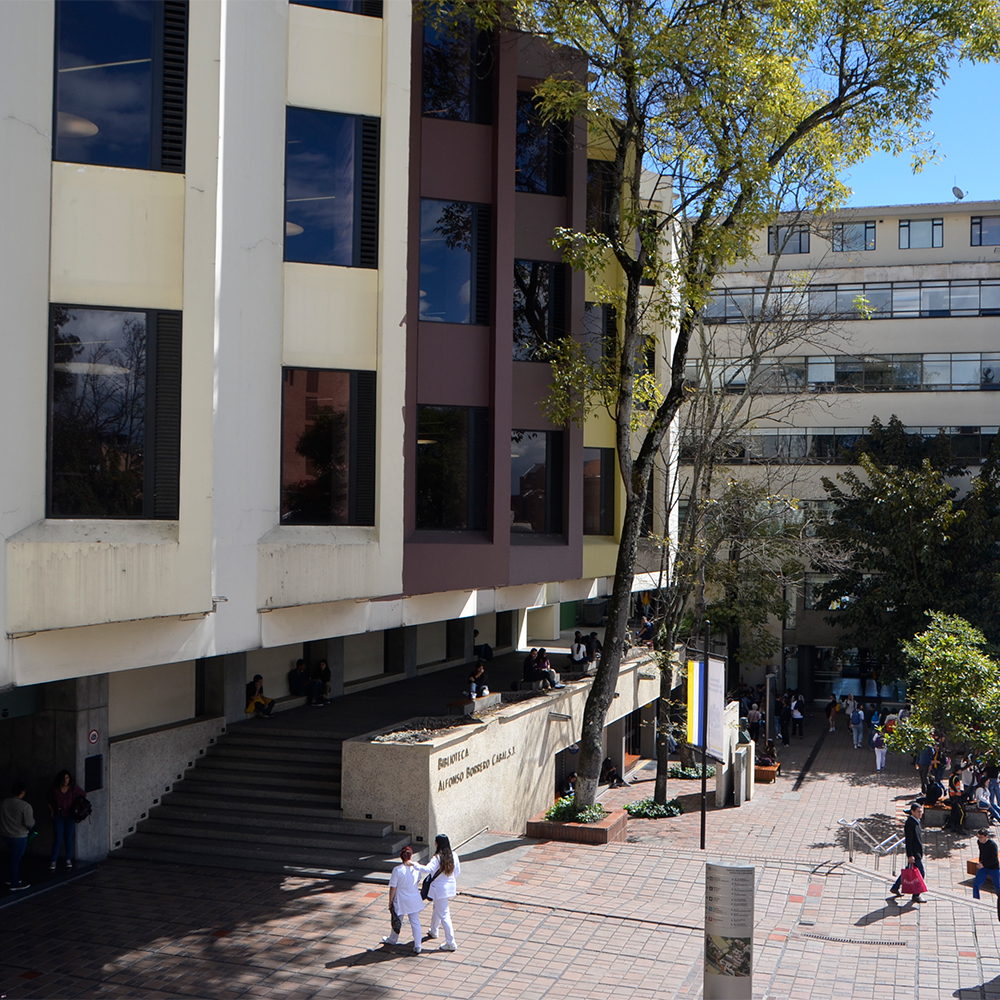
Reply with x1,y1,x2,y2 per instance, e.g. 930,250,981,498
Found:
3,710,1000,998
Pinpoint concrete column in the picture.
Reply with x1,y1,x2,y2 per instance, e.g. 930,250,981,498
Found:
527,604,560,642
640,700,658,759
605,716,626,773
305,636,345,699
385,627,417,678
447,618,474,662
196,651,247,723
516,608,529,651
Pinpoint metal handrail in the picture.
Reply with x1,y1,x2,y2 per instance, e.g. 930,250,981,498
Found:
838,818,905,873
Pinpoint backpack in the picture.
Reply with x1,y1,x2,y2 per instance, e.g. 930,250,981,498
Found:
70,795,92,823
851,710,863,726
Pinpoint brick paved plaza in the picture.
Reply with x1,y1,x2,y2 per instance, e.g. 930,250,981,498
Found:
3,712,1000,1000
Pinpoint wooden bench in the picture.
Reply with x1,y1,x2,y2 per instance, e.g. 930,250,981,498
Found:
754,764,780,783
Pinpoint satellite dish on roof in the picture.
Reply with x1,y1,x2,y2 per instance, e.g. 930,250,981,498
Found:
953,186,965,200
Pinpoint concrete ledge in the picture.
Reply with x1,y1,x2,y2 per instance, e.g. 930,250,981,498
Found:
525,808,628,845
447,693,502,715
922,805,948,826
966,810,991,829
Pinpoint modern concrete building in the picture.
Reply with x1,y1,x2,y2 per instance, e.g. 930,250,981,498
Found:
699,199,1000,698
0,0,660,873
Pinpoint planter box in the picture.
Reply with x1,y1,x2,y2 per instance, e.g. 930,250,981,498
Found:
525,808,628,845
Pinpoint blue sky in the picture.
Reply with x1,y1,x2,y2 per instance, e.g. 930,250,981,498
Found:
844,60,1000,208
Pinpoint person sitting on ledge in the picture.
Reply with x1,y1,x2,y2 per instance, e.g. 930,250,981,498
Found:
533,649,565,689
469,661,489,699
289,659,325,706
600,757,629,788
560,772,577,797
568,632,589,667
245,674,274,717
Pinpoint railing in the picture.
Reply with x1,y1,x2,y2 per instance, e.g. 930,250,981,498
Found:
837,818,905,873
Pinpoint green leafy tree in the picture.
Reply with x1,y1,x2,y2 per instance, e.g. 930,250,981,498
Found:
885,613,1000,760
425,0,1000,808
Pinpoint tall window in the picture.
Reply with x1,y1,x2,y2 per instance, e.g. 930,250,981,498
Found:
54,0,187,172
515,91,566,195
281,368,376,526
419,199,491,324
767,225,810,255
510,430,563,535
582,302,616,362
583,448,615,535
416,406,489,530
513,260,566,360
899,218,943,249
284,109,379,268
49,305,181,519
291,1,383,14
832,221,875,252
421,19,493,123
586,159,615,234
971,216,1000,246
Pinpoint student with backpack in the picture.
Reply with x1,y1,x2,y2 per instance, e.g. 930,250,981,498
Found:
850,703,865,749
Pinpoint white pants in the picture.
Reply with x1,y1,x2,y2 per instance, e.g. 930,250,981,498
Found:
386,910,423,951
874,747,887,771
429,895,456,947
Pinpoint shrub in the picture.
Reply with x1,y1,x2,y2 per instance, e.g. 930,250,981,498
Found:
623,798,683,819
544,796,608,824
668,764,715,779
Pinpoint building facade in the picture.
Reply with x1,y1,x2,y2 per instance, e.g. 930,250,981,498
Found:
0,0,658,866
701,199,1000,698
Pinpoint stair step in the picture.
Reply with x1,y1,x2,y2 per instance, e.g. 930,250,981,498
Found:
181,770,338,792
161,790,342,818
198,755,337,774
137,818,407,853
121,832,419,869
112,847,396,882
209,745,342,762
219,734,344,753
224,726,345,741
175,782,339,808
151,805,391,837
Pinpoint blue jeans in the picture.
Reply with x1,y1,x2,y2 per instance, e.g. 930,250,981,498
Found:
973,867,1000,898
5,836,27,887
891,855,924,896
852,724,863,747
51,815,74,864
990,779,1000,812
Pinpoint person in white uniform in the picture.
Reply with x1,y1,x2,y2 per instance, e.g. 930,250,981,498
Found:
423,833,461,952
382,845,425,954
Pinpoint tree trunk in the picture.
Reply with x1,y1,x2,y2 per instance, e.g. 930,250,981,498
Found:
574,487,645,807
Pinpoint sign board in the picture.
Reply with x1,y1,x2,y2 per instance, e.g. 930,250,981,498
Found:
686,655,726,762
88,729,99,745
704,862,754,999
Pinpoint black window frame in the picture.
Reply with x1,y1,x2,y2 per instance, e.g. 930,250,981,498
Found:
832,221,876,252
582,302,616,362
279,367,376,527
767,224,810,255
415,405,490,532
971,216,1000,247
53,0,188,173
47,303,182,520
899,218,943,249
283,108,380,269
510,429,564,537
583,447,615,536
586,159,616,235
513,259,567,361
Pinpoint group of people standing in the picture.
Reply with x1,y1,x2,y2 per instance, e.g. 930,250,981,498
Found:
381,834,460,954
2,771,87,891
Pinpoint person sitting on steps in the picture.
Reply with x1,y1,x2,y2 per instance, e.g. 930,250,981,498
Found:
288,659,325,706
469,661,489,699
244,674,274,717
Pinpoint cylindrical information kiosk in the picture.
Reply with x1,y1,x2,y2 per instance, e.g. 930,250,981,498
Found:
704,862,754,999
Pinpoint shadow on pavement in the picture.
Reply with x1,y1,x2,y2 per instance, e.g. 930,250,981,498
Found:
955,975,1000,998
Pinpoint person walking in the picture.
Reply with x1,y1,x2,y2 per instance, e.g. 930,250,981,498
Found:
972,829,1000,919
48,770,84,871
987,762,1000,815
1,781,35,891
382,846,425,954
825,696,838,733
916,744,934,793
779,697,792,747
423,834,461,952
873,730,887,772
890,803,926,903
850,703,865,749
791,694,804,739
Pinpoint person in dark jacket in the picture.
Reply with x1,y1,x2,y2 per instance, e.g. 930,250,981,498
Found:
972,829,1000,918
916,745,934,793
245,674,274,717
289,659,324,706
48,770,85,871
890,803,926,902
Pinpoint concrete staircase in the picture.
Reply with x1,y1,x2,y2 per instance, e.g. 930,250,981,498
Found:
117,725,416,879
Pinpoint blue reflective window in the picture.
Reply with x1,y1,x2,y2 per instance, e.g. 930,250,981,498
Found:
291,0,382,13
55,0,154,169
420,199,491,324
285,109,379,268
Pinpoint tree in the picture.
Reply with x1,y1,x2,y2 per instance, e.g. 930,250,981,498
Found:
817,419,1000,679
885,612,1000,761
426,0,1000,808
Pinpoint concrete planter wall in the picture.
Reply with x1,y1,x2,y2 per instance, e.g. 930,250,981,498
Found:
526,808,628,845
341,659,657,847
